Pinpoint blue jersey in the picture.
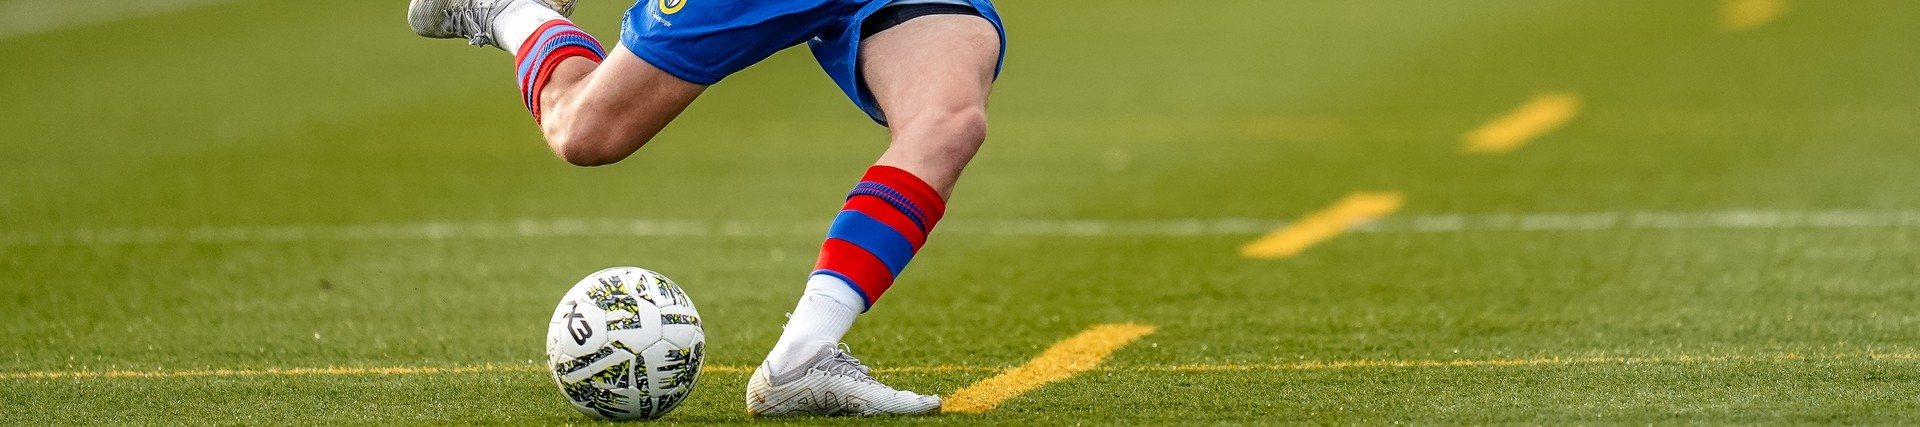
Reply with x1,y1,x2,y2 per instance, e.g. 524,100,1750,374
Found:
620,0,1005,125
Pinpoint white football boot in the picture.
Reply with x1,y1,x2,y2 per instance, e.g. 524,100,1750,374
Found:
406,0,577,48
747,344,942,417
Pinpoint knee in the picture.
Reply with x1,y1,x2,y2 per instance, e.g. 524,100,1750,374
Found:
542,119,646,167
949,106,990,145
894,104,988,149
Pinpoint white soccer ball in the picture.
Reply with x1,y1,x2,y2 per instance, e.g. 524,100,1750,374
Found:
546,267,705,420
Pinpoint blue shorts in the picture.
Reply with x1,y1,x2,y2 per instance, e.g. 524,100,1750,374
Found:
620,0,1006,125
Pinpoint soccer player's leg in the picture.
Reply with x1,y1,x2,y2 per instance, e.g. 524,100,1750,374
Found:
407,0,704,166
535,45,706,166
748,5,1003,417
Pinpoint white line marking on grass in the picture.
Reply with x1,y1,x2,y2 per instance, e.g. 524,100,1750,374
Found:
1353,209,1920,233
4,209,1919,247
7,352,1913,381
0,0,241,41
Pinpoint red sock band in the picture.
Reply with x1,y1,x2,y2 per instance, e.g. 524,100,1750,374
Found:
812,166,947,308
513,20,604,124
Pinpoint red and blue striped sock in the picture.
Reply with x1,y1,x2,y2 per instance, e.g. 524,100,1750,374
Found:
512,20,603,124
812,166,948,310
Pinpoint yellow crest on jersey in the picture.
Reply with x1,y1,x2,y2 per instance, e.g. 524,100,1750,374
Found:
659,0,686,14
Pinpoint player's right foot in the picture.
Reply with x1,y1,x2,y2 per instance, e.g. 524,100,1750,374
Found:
746,344,942,417
406,0,577,47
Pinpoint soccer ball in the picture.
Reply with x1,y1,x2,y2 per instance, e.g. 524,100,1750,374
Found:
546,267,705,420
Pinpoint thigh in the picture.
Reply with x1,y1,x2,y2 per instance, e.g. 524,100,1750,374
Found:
549,43,707,147
859,15,1001,126
810,0,1005,125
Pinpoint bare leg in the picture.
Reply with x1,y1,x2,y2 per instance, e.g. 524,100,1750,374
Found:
863,15,1002,197
535,45,707,166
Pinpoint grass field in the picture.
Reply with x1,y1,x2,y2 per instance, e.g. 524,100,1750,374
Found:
5,0,1920,424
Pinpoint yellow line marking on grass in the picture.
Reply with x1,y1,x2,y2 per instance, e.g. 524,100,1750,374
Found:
1139,352,1920,371
944,323,1159,414
1241,192,1404,259
1722,0,1787,32
7,352,1914,381
877,365,1002,374
1464,92,1581,154
0,364,1000,381
0,364,541,380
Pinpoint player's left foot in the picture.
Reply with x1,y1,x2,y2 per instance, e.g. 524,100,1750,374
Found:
746,344,942,417
406,0,577,47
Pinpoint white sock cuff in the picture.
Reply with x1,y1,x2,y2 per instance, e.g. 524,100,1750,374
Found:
765,276,863,373
494,0,567,52
804,274,869,312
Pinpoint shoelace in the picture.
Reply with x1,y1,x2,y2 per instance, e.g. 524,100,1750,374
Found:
821,343,879,384
442,6,493,47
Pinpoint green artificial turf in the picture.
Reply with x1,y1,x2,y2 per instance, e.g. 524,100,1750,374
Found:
4,0,1919,425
